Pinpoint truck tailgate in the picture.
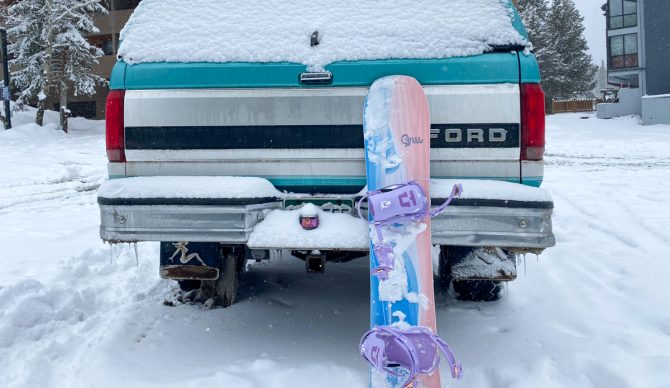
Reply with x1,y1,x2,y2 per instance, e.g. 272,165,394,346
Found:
111,53,525,193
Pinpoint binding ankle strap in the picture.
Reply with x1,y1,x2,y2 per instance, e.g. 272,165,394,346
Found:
357,182,462,280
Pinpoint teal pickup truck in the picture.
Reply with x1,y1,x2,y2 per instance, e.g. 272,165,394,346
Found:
98,0,555,305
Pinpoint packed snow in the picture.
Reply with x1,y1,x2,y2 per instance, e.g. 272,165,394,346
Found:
431,179,552,202
98,176,282,199
247,204,369,249
2,112,670,387
118,0,527,70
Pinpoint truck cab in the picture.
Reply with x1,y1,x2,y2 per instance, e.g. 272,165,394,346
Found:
98,0,555,305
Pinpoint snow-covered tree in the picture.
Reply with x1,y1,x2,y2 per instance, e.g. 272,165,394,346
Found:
544,0,597,100
3,0,107,128
517,0,597,105
517,0,552,61
517,0,560,107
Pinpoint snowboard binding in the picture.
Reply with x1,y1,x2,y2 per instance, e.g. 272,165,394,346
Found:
360,325,463,387
357,181,462,280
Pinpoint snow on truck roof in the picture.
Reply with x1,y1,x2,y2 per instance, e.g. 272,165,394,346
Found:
118,0,528,70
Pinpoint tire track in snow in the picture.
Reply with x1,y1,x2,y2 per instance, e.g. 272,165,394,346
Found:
0,170,105,214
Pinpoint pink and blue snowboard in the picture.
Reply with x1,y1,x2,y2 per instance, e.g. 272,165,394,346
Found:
363,76,440,387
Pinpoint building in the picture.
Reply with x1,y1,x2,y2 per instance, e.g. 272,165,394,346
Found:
597,0,670,124
59,0,140,119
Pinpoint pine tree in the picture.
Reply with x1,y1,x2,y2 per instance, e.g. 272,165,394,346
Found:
544,0,597,100
517,0,561,108
4,0,107,128
517,0,597,105
517,0,553,65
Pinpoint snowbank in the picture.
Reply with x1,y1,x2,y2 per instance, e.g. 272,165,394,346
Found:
118,0,527,70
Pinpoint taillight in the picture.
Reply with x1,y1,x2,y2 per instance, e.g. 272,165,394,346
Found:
106,90,126,163
520,84,545,161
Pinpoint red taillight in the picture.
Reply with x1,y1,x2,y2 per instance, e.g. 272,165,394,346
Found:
520,84,545,161
106,90,126,163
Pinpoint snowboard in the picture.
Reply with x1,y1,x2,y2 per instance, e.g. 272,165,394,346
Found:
362,76,440,387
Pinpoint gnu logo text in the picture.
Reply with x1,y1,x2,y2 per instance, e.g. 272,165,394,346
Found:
401,134,424,147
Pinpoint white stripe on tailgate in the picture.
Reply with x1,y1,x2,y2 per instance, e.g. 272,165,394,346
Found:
124,84,520,127
125,148,518,162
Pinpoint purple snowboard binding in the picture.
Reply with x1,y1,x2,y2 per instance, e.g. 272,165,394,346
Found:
360,325,463,387
357,181,462,280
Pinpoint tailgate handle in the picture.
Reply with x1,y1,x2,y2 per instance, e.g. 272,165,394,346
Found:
299,71,333,85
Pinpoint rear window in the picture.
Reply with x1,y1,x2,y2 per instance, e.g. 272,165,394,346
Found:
118,0,527,70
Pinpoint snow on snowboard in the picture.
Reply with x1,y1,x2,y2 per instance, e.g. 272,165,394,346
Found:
358,76,463,387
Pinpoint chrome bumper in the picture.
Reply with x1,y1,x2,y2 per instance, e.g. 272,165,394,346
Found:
99,199,554,250
432,205,554,248
99,202,282,243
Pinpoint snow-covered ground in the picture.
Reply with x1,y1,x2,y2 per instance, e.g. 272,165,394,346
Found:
1,112,669,387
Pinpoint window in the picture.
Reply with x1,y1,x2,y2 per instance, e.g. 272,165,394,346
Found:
610,33,638,69
102,40,114,56
609,0,637,29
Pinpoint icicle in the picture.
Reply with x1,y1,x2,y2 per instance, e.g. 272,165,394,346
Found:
110,243,115,265
523,254,527,276
535,253,540,263
133,242,139,268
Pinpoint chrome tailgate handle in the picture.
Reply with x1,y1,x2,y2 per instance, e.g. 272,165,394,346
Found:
299,71,333,85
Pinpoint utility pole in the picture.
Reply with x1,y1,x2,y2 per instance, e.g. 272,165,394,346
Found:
1,29,11,129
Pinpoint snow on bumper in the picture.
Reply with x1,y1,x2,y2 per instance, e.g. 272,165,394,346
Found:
247,205,369,250
98,176,282,243
98,177,555,250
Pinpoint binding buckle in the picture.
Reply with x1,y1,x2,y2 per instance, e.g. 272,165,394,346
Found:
360,325,463,386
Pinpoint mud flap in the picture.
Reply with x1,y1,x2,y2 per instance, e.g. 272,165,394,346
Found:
451,247,517,282
159,242,220,281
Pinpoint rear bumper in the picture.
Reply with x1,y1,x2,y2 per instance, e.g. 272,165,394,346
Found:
431,204,553,248
99,201,281,243
98,179,555,250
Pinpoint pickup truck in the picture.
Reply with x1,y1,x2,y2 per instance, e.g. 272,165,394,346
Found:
98,0,555,305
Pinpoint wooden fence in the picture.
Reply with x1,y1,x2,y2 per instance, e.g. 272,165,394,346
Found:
551,98,597,113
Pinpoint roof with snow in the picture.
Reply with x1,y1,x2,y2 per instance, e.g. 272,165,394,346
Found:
118,0,528,70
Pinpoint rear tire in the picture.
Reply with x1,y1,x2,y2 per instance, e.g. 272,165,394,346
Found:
438,246,504,301
452,280,502,302
177,280,201,292
215,248,245,307
437,247,451,291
